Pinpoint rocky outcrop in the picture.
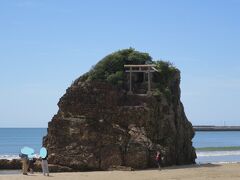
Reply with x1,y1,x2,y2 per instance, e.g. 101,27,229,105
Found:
43,50,196,171
33,161,73,172
0,159,21,169
0,159,73,172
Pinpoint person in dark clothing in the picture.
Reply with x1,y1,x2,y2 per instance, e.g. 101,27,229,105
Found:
28,158,36,174
155,151,161,170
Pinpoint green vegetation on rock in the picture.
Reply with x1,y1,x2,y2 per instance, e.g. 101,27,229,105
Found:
152,61,179,102
86,48,152,84
75,48,179,98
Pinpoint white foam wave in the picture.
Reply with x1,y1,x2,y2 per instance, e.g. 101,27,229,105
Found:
0,155,20,160
212,161,240,164
197,150,240,157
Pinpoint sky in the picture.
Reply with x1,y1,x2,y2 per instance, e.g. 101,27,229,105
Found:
0,0,240,127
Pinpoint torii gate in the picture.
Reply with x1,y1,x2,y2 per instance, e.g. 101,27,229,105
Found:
124,64,158,95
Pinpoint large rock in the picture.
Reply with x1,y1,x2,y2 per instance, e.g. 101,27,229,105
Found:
43,49,196,171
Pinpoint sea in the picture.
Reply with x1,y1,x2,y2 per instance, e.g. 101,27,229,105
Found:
0,128,47,160
0,128,240,164
194,131,240,164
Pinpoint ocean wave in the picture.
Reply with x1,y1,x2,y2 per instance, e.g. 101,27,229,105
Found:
0,155,20,160
210,161,240,164
197,150,240,157
196,146,240,151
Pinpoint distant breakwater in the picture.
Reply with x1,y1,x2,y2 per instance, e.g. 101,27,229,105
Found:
194,126,240,131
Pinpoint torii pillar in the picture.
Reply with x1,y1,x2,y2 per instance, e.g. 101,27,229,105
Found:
147,66,152,95
128,66,133,95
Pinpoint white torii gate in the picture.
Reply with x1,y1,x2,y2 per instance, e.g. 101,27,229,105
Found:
124,64,158,95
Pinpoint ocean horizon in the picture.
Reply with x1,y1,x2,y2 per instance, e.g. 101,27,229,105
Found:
1,128,240,164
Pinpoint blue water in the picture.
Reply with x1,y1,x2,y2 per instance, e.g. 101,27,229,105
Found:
194,131,240,164
0,128,47,159
1,128,240,164
193,131,240,148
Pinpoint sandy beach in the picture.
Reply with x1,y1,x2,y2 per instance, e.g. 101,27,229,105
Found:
0,163,240,180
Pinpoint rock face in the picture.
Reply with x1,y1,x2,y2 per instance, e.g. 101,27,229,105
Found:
43,49,196,171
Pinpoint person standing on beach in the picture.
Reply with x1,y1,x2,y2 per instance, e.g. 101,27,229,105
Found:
19,153,29,175
41,150,49,176
155,151,161,170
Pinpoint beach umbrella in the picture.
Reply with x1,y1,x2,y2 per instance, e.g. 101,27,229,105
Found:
21,146,35,155
40,147,47,158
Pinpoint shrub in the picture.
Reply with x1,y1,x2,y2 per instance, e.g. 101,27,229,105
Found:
106,71,124,86
87,48,152,83
154,60,178,89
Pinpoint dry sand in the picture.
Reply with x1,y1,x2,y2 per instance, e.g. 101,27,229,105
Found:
1,163,240,180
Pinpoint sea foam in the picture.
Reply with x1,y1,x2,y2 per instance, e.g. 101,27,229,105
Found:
0,155,20,160
197,150,240,157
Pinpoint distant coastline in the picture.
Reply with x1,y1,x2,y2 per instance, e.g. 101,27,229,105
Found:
194,126,240,131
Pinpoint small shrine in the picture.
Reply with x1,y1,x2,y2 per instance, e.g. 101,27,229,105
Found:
124,64,158,95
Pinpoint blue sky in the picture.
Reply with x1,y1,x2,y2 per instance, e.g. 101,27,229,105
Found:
0,0,240,127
